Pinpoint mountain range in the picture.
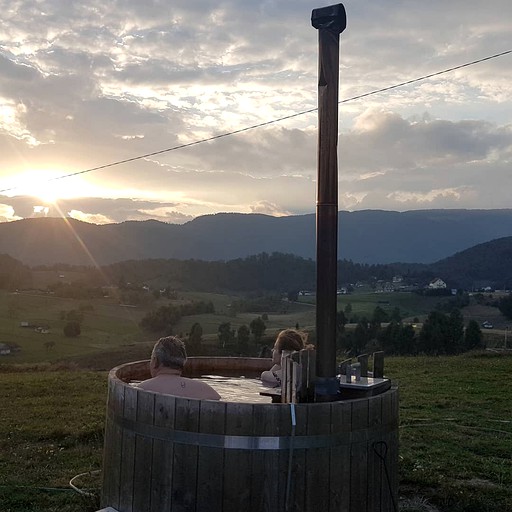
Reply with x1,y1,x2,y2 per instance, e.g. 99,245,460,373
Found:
2,209,512,266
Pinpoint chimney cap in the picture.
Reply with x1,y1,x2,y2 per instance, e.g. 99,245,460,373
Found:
311,3,346,34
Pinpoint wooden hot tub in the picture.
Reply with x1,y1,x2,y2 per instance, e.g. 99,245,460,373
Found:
101,357,398,512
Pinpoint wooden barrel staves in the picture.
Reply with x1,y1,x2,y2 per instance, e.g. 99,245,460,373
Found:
101,358,399,512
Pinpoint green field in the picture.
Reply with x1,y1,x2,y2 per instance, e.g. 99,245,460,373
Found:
297,291,453,321
0,290,150,364
2,289,510,365
0,353,511,512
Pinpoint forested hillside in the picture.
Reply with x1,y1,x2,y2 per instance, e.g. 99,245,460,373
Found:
99,254,408,292
430,236,512,289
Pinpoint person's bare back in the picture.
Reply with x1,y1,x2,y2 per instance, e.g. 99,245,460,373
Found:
137,373,220,400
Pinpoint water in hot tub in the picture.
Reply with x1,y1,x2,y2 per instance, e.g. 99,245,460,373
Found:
199,375,278,403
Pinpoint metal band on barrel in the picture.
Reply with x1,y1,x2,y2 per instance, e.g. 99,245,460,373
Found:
111,413,397,450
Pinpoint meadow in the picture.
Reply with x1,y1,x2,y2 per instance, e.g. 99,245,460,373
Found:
0,290,148,364
301,290,444,322
1,286,506,365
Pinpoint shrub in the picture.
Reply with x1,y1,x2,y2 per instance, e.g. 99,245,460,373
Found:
63,321,81,337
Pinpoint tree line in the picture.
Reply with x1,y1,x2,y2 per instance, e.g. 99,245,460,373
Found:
139,301,215,333
6,249,512,293
336,306,483,357
0,254,32,289
95,253,424,293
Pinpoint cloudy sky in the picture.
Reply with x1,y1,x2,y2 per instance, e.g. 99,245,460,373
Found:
0,0,511,224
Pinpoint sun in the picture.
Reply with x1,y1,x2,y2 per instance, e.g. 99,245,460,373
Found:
13,169,87,203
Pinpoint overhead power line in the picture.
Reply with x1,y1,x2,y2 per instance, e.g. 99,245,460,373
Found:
337,49,512,103
1,49,511,195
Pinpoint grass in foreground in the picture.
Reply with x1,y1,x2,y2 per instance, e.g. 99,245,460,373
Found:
0,352,511,511
0,369,106,512
386,352,512,511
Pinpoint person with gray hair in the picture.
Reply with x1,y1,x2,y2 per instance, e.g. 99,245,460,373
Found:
137,336,220,400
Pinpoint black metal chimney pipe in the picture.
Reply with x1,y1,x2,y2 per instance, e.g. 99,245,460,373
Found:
311,4,346,399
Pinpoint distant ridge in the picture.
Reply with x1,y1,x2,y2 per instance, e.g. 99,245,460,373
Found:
1,209,512,266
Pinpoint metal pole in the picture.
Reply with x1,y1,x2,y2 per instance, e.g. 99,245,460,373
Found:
311,4,346,400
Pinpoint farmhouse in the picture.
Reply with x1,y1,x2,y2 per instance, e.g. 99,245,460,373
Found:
0,343,11,355
428,278,447,289
375,280,394,293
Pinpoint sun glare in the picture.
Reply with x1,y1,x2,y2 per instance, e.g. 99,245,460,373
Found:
12,170,89,203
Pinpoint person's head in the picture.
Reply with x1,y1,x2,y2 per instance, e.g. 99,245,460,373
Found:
150,336,187,376
272,329,307,364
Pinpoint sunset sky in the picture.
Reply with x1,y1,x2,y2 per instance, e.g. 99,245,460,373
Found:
0,0,511,225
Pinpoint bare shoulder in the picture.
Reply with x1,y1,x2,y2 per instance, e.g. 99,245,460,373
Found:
135,377,158,390
188,378,221,400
